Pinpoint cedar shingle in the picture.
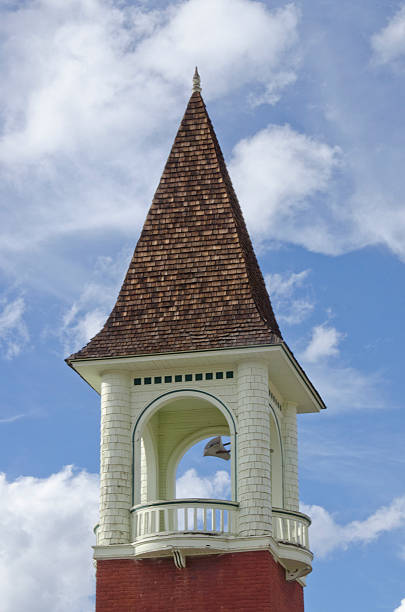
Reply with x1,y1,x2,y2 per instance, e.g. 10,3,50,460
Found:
67,92,282,361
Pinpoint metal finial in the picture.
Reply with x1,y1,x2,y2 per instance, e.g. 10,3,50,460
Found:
192,67,201,93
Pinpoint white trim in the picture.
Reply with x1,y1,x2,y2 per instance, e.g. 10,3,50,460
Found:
70,343,325,413
133,389,238,505
269,409,283,507
93,534,313,582
141,424,157,502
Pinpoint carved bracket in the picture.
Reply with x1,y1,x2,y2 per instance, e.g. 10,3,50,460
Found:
172,548,186,569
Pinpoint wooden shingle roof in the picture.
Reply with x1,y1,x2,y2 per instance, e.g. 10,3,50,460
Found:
67,90,282,362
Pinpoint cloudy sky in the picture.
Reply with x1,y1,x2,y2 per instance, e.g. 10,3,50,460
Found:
0,0,404,610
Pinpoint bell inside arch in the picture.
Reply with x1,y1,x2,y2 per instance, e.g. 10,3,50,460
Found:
203,436,231,461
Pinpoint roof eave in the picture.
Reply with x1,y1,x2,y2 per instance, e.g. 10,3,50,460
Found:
67,342,325,413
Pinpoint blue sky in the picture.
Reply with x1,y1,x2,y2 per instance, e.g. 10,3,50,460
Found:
0,0,404,610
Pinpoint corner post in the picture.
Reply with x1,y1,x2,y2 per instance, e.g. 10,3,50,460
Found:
237,360,272,535
99,371,132,544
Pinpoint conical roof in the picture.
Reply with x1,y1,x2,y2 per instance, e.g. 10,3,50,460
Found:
67,89,282,362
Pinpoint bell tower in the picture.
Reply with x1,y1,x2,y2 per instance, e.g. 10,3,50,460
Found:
67,70,325,612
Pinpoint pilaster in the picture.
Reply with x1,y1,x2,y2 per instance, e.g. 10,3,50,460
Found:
237,360,272,536
99,371,132,545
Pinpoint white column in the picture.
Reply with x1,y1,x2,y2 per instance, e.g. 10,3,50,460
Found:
237,361,272,536
282,402,299,512
98,371,132,545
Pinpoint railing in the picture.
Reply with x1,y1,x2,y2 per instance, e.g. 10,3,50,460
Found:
95,505,310,552
131,499,239,540
272,508,311,549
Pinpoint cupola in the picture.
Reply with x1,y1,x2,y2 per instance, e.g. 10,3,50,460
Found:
67,70,325,612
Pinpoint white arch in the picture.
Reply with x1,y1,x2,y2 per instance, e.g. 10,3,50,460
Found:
132,389,238,505
269,405,284,507
140,423,157,502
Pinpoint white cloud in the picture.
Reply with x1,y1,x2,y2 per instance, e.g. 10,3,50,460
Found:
0,466,98,612
266,270,314,325
229,124,343,253
135,0,299,105
176,468,231,499
0,295,29,359
0,414,26,424
394,599,405,612
278,299,314,325
0,0,300,279
267,270,310,298
1,0,404,279
301,495,405,558
61,249,131,354
297,321,384,412
301,324,343,363
302,362,384,412
372,5,405,65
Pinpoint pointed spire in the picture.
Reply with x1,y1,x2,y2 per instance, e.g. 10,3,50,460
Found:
67,88,282,362
192,67,201,93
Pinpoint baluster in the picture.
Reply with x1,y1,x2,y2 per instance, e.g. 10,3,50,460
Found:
220,509,224,532
203,507,207,530
164,508,169,531
193,507,198,530
184,507,188,531
278,517,283,540
274,516,279,540
277,516,282,540
298,523,304,546
212,508,216,531
174,507,178,531
286,518,291,542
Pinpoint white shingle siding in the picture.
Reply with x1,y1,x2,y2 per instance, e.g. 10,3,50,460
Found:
99,372,132,545
237,361,272,536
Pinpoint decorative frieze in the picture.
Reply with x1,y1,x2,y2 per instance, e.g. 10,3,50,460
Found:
134,371,234,386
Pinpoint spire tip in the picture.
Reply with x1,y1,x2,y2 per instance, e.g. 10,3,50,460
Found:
192,67,201,93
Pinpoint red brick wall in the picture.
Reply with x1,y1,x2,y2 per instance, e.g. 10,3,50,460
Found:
96,550,304,611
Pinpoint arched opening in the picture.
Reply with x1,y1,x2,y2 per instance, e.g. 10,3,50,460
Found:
132,390,237,507
176,435,232,501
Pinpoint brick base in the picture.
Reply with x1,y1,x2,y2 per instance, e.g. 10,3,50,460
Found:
96,550,304,611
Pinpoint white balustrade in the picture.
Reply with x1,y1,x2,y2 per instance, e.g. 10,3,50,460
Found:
131,499,239,540
272,508,311,549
